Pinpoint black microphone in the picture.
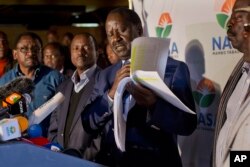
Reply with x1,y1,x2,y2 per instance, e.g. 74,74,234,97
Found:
0,77,34,100
2,92,31,116
0,77,34,116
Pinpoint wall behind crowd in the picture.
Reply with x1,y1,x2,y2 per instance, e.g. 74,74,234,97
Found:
132,0,239,167
0,24,105,48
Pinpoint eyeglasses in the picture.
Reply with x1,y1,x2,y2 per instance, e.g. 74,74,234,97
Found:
16,47,41,54
244,23,250,32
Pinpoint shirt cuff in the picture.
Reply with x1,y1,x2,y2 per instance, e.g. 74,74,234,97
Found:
107,93,114,111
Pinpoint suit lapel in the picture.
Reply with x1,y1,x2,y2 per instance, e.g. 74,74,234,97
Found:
212,57,244,167
58,81,74,146
69,69,97,134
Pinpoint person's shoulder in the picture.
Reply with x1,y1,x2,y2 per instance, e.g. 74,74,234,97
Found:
39,65,65,80
167,57,188,67
0,68,16,85
101,61,121,73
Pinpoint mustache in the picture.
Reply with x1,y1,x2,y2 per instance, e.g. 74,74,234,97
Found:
227,28,235,37
113,41,126,48
80,54,88,57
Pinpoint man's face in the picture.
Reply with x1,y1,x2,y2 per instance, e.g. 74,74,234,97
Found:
227,0,249,52
62,36,72,47
105,12,141,60
43,45,64,71
0,33,9,59
106,44,120,65
70,34,96,71
13,35,40,69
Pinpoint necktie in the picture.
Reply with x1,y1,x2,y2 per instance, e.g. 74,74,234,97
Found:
122,59,134,120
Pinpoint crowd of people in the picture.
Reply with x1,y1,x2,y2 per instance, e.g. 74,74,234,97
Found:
0,1,249,166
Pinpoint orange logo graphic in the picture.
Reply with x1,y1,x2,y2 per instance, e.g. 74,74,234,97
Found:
216,0,236,29
156,12,172,38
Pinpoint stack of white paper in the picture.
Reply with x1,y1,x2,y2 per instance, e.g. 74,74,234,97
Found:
113,37,195,152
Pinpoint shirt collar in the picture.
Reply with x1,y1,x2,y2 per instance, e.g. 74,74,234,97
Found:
71,64,97,84
15,64,41,80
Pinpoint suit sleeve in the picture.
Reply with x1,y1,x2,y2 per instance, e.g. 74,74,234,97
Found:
82,69,114,134
149,61,197,136
47,105,59,142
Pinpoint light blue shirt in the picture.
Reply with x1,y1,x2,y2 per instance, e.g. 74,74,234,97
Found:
0,64,65,116
71,64,97,93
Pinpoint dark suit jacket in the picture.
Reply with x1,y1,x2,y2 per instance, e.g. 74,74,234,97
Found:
48,67,101,161
83,57,197,167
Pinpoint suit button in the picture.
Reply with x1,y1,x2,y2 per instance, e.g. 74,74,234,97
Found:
61,133,64,136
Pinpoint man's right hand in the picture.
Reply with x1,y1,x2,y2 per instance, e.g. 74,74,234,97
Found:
108,64,130,99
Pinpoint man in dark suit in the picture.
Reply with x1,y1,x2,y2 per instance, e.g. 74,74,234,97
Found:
48,33,101,161
82,8,196,167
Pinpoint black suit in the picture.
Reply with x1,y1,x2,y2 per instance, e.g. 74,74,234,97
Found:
48,67,101,160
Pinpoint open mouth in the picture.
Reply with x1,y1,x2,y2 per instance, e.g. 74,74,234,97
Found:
115,44,126,51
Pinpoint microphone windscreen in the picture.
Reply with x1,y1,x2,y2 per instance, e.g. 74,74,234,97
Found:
0,77,34,100
27,124,42,138
15,116,29,133
7,77,34,95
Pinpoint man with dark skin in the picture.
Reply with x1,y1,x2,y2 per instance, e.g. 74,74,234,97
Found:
212,0,250,166
106,43,120,65
0,31,15,77
82,8,196,167
48,33,101,160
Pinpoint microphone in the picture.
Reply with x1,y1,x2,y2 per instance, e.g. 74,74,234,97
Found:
1,92,31,116
0,77,34,100
44,142,63,152
29,92,65,125
25,124,62,151
27,124,43,138
0,118,21,141
15,115,29,133
0,77,34,117
0,116,29,141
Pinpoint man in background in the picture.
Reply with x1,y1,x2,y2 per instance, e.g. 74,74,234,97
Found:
48,33,101,161
0,31,15,77
0,32,65,136
43,42,73,78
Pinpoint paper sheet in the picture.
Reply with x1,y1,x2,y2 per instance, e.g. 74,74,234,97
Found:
113,37,195,152
132,70,195,114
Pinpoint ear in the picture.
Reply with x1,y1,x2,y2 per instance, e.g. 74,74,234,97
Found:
12,49,18,60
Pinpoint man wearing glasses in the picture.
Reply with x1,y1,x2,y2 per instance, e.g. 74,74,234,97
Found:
0,32,65,137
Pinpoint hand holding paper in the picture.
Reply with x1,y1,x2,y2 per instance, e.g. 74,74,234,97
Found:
113,37,195,152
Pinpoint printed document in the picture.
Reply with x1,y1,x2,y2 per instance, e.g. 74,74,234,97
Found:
113,37,195,151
